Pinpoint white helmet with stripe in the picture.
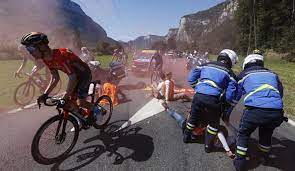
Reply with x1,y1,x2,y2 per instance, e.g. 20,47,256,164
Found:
220,49,238,65
242,54,264,69
218,49,238,67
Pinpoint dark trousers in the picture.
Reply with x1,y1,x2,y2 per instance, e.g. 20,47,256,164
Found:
234,107,283,170
186,93,222,145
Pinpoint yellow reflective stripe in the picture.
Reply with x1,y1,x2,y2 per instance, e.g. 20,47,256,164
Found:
197,80,220,89
237,150,246,156
186,125,194,130
207,129,217,135
244,84,280,101
258,146,270,153
187,123,195,128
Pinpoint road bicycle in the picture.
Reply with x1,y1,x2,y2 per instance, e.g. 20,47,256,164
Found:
14,73,62,106
150,65,163,88
31,80,113,165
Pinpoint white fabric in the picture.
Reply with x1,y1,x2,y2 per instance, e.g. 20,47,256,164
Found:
88,61,101,67
157,80,173,101
216,132,230,152
80,53,92,63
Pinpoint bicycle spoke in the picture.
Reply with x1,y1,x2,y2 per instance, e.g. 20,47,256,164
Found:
37,118,76,159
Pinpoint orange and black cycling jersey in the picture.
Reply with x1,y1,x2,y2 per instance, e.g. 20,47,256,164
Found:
43,48,90,75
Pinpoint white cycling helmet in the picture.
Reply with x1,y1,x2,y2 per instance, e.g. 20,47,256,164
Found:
81,47,89,53
242,54,264,69
219,49,238,66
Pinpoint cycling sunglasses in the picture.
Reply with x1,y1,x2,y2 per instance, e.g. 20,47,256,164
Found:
25,46,38,54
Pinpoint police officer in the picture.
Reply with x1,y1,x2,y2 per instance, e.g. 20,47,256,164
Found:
233,53,284,171
185,49,239,152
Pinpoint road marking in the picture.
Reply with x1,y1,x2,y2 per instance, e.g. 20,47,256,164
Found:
288,118,295,127
7,102,38,114
7,93,65,114
117,98,165,131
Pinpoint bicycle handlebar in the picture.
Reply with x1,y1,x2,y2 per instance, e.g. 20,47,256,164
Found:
38,97,66,108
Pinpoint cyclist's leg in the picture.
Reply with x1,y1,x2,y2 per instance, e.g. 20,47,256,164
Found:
76,74,94,111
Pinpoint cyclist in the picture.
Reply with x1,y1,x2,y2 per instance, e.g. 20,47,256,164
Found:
15,44,51,84
149,49,164,79
21,32,100,124
112,46,123,62
79,47,94,64
230,53,284,171
185,49,239,153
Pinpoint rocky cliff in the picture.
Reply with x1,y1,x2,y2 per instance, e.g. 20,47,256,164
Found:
128,35,165,50
175,0,238,52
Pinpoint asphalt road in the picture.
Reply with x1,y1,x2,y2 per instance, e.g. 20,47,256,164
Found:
1,65,295,171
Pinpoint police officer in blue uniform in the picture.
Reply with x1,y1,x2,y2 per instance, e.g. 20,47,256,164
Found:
232,53,284,171
185,49,239,152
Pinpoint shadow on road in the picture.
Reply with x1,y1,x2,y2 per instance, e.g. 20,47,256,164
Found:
51,120,154,171
245,136,295,171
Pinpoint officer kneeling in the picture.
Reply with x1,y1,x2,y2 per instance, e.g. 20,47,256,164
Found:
232,53,285,171
184,49,239,152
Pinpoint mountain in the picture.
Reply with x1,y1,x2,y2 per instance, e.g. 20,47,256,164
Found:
165,28,179,41
127,35,165,50
0,0,116,53
175,0,238,53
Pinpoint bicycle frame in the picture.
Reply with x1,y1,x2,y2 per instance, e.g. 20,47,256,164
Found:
23,73,47,90
58,80,102,125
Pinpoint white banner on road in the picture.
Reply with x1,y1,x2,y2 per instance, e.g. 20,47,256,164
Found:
117,98,165,131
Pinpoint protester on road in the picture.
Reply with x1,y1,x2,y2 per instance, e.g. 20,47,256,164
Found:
153,72,191,102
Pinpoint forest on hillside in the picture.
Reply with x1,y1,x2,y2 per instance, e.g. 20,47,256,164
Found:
235,0,295,60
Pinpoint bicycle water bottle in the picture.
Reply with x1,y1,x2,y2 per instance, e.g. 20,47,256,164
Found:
88,83,95,95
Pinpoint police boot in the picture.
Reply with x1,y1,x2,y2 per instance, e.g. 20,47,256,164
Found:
233,157,247,171
183,128,193,143
205,127,217,153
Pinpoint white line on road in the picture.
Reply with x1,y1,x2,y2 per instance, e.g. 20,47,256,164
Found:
288,118,295,127
7,93,65,114
117,98,165,131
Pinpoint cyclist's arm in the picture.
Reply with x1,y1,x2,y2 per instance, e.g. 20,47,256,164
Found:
44,69,60,95
31,61,45,75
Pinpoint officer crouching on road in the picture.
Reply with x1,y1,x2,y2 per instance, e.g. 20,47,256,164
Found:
231,52,285,171
184,49,239,151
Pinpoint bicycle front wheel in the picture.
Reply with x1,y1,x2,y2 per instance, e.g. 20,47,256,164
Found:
151,71,160,88
13,81,36,106
31,115,79,165
93,95,113,129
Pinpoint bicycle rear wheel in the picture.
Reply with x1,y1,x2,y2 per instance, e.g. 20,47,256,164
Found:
13,81,36,106
31,115,79,165
93,95,113,129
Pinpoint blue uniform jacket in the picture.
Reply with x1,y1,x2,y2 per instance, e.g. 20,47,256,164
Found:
236,66,283,109
188,61,238,105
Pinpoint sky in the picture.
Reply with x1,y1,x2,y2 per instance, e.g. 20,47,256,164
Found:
72,0,225,41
